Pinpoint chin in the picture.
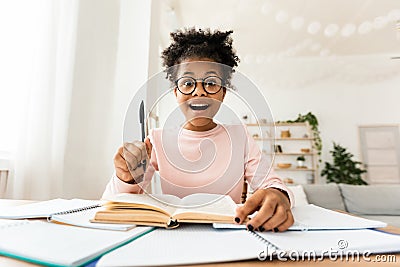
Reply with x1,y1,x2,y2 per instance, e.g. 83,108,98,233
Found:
186,117,214,129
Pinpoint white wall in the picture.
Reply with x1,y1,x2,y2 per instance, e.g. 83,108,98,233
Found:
61,0,400,198
157,55,400,183
238,56,400,174
268,74,400,162
62,0,153,199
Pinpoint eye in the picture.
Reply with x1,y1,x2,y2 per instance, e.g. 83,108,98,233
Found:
184,81,194,86
204,77,221,87
178,78,195,88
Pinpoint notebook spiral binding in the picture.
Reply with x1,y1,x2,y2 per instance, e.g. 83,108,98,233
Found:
247,230,279,254
47,204,102,222
0,220,31,229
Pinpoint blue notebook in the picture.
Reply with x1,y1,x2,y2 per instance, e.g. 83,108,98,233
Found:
0,220,153,267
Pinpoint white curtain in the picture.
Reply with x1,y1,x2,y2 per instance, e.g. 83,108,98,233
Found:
0,0,79,200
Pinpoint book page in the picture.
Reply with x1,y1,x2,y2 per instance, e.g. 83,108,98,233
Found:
259,228,400,255
213,204,388,230
290,204,387,230
50,207,136,231
104,193,179,216
173,194,237,218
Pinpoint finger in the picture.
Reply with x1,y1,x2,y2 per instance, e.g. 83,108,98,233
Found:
132,141,147,161
247,195,278,230
123,147,139,170
124,141,143,157
117,146,125,160
259,205,288,231
144,137,152,158
235,191,263,224
275,210,294,232
117,169,134,183
114,153,128,172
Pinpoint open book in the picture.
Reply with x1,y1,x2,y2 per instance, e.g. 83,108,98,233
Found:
94,193,238,228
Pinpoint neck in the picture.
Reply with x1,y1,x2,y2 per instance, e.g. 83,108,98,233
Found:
183,121,217,132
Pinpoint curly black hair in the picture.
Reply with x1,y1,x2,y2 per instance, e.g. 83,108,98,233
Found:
161,28,240,84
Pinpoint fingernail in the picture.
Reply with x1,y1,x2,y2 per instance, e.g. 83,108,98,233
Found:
259,226,265,232
247,224,254,231
234,217,240,223
273,227,279,232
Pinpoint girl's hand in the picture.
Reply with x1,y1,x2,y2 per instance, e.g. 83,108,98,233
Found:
114,138,152,184
235,188,294,232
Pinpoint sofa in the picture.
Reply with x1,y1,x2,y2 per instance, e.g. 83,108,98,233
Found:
288,183,400,228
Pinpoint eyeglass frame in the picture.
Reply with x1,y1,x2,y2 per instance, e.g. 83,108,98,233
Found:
174,76,225,95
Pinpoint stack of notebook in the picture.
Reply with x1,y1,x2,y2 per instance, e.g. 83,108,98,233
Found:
0,195,399,266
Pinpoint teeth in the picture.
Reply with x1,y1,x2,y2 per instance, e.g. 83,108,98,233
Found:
191,104,208,107
189,103,209,110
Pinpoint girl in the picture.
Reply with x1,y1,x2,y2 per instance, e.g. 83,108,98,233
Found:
103,28,294,232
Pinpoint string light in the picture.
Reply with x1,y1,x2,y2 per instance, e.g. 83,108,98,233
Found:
275,10,289,23
324,24,339,37
341,24,356,37
260,4,400,38
291,17,304,30
358,21,372,34
307,21,321,35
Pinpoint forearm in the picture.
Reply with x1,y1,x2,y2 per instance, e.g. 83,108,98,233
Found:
101,172,145,199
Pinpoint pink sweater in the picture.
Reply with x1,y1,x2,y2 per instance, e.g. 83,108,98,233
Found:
103,124,293,206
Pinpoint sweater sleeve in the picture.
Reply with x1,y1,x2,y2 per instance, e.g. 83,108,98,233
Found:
101,135,158,199
244,133,295,208
102,172,145,199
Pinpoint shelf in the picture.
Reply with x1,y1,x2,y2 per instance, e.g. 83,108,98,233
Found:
275,168,315,171
254,138,314,141
270,153,316,155
246,120,318,184
246,122,308,127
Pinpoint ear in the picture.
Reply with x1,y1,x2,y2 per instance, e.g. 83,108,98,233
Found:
174,88,178,98
222,88,226,100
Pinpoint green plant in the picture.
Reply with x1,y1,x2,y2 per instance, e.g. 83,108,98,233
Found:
321,143,368,185
280,112,322,162
296,156,305,161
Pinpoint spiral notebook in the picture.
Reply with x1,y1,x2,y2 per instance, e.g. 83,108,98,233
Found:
0,220,154,267
0,199,135,231
49,206,136,231
0,198,102,219
97,224,400,266
213,204,387,230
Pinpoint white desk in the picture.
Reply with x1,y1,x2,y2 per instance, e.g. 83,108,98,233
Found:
0,200,399,267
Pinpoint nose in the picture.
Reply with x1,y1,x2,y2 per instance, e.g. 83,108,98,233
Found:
192,81,207,96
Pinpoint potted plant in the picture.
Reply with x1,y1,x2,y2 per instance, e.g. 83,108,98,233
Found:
280,112,322,162
296,155,306,167
321,143,368,185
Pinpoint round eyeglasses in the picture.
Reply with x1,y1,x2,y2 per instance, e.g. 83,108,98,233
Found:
175,76,224,95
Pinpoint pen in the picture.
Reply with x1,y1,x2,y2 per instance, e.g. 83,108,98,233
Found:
139,100,145,142
139,100,147,171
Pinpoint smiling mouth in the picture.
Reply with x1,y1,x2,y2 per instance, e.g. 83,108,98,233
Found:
189,103,210,110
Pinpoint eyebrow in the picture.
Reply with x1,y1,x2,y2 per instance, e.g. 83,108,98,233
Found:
181,70,219,76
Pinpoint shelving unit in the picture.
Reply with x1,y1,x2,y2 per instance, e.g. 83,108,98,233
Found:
246,121,318,185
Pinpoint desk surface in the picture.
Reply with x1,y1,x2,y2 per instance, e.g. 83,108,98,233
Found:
0,200,399,267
